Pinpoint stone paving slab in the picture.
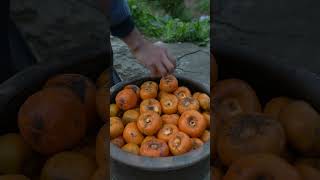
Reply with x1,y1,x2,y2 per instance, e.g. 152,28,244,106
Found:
212,0,320,75
111,37,210,87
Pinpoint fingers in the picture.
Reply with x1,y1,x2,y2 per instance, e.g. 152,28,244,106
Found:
166,50,176,69
161,55,175,74
155,62,167,77
149,65,158,77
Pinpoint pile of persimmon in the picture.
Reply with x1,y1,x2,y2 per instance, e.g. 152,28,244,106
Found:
110,75,210,157
211,55,320,180
0,70,108,180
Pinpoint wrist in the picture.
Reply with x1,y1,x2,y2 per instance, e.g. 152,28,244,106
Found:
122,28,147,53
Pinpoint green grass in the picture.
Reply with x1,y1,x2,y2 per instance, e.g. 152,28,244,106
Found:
128,0,209,46
196,0,209,14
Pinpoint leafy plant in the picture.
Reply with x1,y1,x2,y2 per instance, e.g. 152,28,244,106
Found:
128,0,209,46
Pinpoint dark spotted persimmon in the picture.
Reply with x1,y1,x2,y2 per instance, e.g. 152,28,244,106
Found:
140,138,169,157
124,85,140,99
44,74,97,128
115,89,138,110
140,99,161,115
140,81,158,100
123,122,144,145
157,124,179,142
168,131,192,156
191,138,204,150
137,112,162,136
178,97,200,114
174,87,191,100
159,75,178,93
18,87,87,155
111,136,125,148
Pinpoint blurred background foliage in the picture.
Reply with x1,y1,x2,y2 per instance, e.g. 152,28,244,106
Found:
128,0,209,46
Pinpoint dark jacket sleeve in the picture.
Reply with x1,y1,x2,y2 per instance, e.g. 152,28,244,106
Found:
110,0,135,38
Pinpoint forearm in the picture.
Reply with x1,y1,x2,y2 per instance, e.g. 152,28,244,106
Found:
121,28,147,53
110,0,135,38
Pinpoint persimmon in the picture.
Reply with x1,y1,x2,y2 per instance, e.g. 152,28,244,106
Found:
160,93,178,114
178,97,200,114
122,109,140,125
0,133,32,174
140,98,162,115
159,75,178,93
202,112,210,129
224,154,301,180
110,104,119,117
279,101,320,155
110,117,124,139
201,130,210,142
44,74,97,127
197,93,210,111
142,136,157,145
133,107,140,113
111,136,125,148
264,97,292,120
295,163,320,180
72,135,96,161
96,124,107,167
193,92,201,100
161,114,179,125
124,84,140,99
137,112,162,136
115,89,138,110
157,124,179,142
0,175,30,180
122,143,140,155
174,87,192,100
178,110,207,138
168,131,192,156
140,138,169,157
158,91,169,100
18,87,87,155
40,151,96,180
217,114,286,166
123,122,144,145
140,81,158,100
212,79,261,126
191,138,204,150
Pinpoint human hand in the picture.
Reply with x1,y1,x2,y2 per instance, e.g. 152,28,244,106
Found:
132,40,176,77
122,28,176,77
